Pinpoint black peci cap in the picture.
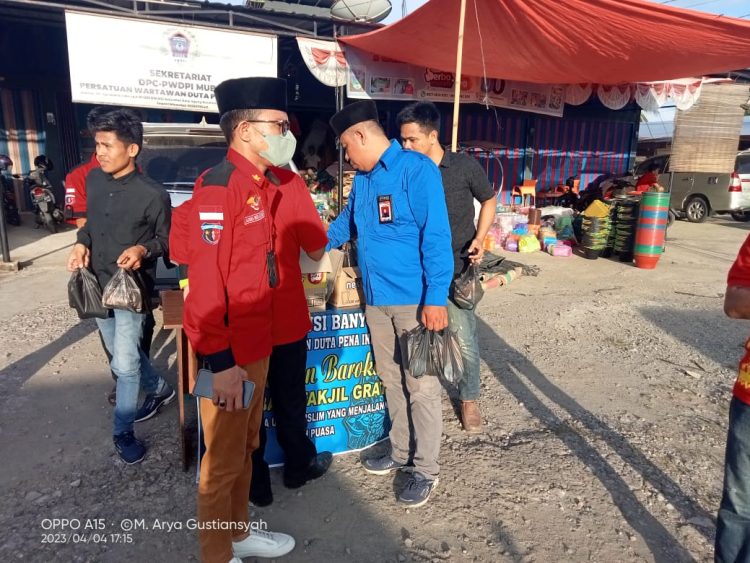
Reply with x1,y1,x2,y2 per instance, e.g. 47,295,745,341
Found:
329,100,379,137
214,77,288,115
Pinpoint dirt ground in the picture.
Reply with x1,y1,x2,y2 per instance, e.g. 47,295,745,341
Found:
1,214,748,563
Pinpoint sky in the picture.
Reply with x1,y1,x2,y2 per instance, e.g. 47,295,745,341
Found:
382,0,750,24
218,0,749,23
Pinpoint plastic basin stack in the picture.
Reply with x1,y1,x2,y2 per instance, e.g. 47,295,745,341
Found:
634,192,670,270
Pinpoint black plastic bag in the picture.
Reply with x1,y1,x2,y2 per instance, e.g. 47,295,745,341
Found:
407,326,432,379
68,268,109,319
438,329,465,385
453,264,484,310
102,268,145,313
407,327,464,383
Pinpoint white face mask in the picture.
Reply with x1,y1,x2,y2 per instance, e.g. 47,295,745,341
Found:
259,131,297,167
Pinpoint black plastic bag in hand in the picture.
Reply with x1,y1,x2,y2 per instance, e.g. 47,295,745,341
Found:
407,326,433,379
101,268,145,313
439,329,465,385
453,264,484,310
68,268,109,319
407,327,465,383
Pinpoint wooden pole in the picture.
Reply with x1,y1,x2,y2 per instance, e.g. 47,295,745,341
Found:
450,0,468,153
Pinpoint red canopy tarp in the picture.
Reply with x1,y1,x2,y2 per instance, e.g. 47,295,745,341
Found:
338,0,750,84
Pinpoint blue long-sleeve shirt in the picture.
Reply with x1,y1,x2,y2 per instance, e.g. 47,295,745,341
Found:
327,140,453,307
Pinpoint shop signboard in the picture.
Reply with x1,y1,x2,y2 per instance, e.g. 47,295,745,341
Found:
345,48,565,117
263,308,389,465
65,12,277,113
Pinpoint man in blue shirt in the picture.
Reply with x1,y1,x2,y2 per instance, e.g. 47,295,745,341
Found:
327,100,453,507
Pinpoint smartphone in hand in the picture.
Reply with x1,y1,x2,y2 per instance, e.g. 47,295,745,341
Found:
192,368,255,409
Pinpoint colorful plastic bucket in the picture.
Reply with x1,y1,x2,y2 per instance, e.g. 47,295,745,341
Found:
634,192,670,269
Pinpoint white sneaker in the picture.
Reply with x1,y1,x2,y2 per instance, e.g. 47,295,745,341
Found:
232,529,295,559
229,558,242,563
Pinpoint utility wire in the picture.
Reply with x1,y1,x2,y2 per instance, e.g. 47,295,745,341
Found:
682,0,725,9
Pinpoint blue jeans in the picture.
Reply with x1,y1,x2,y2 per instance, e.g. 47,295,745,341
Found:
716,396,750,563
447,299,481,401
96,309,165,436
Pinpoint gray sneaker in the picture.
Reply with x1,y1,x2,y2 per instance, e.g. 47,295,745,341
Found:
362,455,407,475
398,473,438,507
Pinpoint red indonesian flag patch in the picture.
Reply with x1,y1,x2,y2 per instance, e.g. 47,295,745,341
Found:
198,207,224,245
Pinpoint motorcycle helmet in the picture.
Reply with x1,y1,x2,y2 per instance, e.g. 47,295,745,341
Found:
34,155,53,171
0,154,12,172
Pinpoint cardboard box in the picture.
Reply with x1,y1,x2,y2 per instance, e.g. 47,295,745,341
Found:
302,272,328,311
328,266,365,308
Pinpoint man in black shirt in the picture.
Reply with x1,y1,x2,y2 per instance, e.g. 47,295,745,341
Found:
397,102,496,433
67,108,174,464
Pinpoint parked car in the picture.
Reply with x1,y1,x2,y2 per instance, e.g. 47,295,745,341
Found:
137,121,227,287
629,152,750,223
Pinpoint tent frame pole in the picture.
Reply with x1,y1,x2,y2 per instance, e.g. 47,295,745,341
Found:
450,0,468,153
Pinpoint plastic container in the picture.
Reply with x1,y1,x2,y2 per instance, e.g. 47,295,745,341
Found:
634,191,670,270
548,244,572,257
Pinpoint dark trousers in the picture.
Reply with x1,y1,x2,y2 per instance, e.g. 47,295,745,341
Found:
251,338,317,490
99,310,156,379
716,396,750,563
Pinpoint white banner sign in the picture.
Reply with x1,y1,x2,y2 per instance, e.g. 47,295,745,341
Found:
65,12,277,112
344,48,564,117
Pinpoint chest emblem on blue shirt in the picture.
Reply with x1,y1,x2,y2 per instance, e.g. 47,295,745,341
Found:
378,194,393,224
201,222,223,245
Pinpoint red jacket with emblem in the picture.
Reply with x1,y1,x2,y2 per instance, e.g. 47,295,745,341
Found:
170,149,273,371
64,153,100,220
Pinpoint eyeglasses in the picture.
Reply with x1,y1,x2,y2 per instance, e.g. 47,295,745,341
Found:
243,119,291,135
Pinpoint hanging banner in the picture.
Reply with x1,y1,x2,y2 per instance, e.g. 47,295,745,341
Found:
672,81,703,111
263,309,389,465
634,78,704,112
65,12,277,112
596,84,632,110
565,83,593,106
344,48,564,117
297,37,349,87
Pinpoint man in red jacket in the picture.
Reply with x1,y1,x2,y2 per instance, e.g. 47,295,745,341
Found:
716,233,750,561
64,152,99,227
170,77,298,563
249,156,331,506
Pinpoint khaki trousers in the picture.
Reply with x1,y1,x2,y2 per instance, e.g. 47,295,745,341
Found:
197,357,269,563
365,305,442,480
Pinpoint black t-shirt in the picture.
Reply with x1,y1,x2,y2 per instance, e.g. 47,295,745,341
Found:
438,151,495,276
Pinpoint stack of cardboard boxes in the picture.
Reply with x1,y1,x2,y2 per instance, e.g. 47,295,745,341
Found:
300,248,364,311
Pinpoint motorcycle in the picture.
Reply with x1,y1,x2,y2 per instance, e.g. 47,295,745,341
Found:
24,155,64,233
0,154,21,226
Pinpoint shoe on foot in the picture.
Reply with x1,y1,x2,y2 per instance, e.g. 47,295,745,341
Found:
107,385,117,406
398,473,438,508
135,385,176,422
250,483,273,507
228,558,242,563
232,529,295,559
362,455,407,476
461,400,483,433
284,451,333,488
113,432,146,465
